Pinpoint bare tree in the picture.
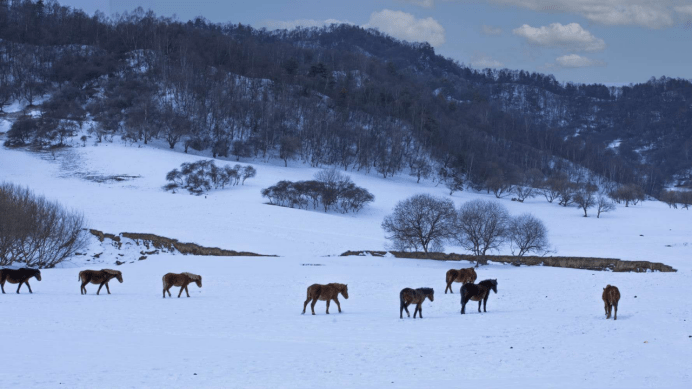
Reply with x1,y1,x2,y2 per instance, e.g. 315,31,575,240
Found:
659,190,679,209
596,192,616,218
0,182,88,268
453,199,510,264
573,185,597,217
381,194,456,254
512,186,535,202
508,213,550,256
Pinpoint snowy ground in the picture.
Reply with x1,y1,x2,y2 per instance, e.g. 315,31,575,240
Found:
1,133,691,388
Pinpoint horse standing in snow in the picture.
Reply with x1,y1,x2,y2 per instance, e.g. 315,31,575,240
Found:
460,279,498,314
399,287,434,319
162,272,202,298
444,267,477,294
0,268,42,294
602,285,620,320
302,283,348,315
79,269,123,295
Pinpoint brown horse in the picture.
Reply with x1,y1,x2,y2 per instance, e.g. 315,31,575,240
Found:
302,283,348,315
162,272,202,298
79,269,123,295
460,279,498,314
0,268,42,294
400,287,434,319
445,267,477,294
602,285,621,320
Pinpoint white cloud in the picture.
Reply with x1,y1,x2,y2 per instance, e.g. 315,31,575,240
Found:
409,1,692,29
675,5,692,17
364,10,446,46
513,23,606,51
470,54,504,68
262,19,352,30
481,25,503,35
550,54,606,68
399,0,435,7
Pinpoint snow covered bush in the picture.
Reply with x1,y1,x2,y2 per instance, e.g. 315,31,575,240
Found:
261,169,374,213
0,182,88,268
381,194,456,254
164,160,256,194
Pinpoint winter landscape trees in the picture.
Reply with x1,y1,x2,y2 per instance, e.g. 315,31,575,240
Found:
382,197,550,261
0,182,87,268
164,160,256,194
261,169,374,213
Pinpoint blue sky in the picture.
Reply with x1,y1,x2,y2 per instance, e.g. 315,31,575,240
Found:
62,0,692,84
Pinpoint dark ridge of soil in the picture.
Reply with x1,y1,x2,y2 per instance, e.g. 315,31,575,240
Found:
89,229,276,257
340,251,676,273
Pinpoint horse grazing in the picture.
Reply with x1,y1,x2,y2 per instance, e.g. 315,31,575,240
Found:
162,272,202,298
602,284,621,320
460,279,498,314
302,283,348,315
0,268,42,294
79,269,123,295
444,267,477,294
400,287,434,319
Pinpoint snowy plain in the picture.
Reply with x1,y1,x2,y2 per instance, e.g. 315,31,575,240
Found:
0,132,691,388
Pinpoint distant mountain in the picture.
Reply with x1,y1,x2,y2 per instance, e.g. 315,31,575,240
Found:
2,0,690,194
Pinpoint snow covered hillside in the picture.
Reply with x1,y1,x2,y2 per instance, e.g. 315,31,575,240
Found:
1,137,691,388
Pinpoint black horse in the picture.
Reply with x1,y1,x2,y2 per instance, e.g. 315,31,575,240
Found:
0,268,42,294
460,279,497,314
399,287,434,319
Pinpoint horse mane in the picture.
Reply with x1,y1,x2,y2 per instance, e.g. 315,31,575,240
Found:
479,279,497,286
417,287,434,295
182,272,201,281
101,269,121,275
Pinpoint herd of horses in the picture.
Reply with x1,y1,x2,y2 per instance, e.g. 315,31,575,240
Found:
0,266,621,320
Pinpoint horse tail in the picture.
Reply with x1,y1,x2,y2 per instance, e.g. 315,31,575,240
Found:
162,274,167,289
460,283,469,297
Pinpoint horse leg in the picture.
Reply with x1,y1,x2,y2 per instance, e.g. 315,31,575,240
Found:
105,282,111,295
445,281,450,294
483,296,489,312
326,299,331,314
334,297,342,313
81,281,87,295
185,285,190,297
97,282,105,295
606,304,611,319
419,304,424,319
0,279,5,294
403,302,411,317
178,285,185,298
613,303,618,320
167,287,172,297
310,297,318,315
302,295,311,314
17,281,24,294
26,280,33,294
461,296,468,314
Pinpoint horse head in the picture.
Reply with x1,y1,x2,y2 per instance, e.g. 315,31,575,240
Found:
490,279,498,293
34,269,42,281
195,276,203,288
341,284,349,299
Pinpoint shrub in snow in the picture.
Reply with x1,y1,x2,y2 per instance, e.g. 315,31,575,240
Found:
453,199,510,264
164,160,256,194
261,169,374,213
0,182,88,268
507,213,550,257
381,194,456,254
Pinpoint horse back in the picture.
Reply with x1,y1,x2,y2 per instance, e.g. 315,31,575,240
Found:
603,285,620,304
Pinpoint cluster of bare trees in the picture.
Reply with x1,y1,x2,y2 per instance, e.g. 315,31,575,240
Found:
381,196,550,262
0,182,88,268
164,160,256,194
660,189,692,209
0,1,680,197
261,169,374,213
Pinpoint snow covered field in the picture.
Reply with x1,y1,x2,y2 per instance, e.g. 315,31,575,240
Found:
1,136,691,388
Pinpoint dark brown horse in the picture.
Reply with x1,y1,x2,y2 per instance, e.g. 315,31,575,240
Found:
445,267,477,294
602,284,621,320
79,269,123,295
0,268,42,294
400,287,434,319
460,279,497,314
162,272,202,298
302,283,348,315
